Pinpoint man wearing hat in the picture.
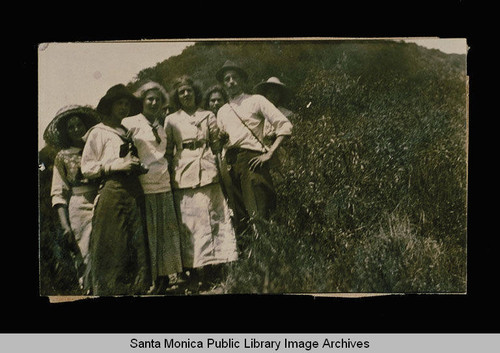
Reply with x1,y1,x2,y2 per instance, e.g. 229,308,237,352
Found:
215,61,293,234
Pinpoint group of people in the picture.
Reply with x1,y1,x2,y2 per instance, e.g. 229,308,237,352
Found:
43,60,294,296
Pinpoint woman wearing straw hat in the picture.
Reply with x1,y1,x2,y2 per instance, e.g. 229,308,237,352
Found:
81,83,150,296
122,81,183,294
44,105,100,294
165,75,238,293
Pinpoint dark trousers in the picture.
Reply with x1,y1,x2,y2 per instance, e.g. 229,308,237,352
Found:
223,149,277,235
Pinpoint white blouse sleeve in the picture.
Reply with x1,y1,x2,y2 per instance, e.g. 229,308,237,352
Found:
50,160,70,207
81,128,108,179
216,107,227,133
164,115,175,159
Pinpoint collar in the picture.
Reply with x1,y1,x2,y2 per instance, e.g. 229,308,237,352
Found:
90,123,128,138
229,92,248,104
138,113,161,128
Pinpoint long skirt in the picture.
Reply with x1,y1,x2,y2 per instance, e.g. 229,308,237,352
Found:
90,175,150,296
68,190,97,291
174,183,238,269
144,192,183,280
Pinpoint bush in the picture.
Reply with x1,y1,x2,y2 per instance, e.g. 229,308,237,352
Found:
351,213,466,293
221,41,466,293
39,40,467,295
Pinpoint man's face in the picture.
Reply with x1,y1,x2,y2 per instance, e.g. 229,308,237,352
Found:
222,70,243,97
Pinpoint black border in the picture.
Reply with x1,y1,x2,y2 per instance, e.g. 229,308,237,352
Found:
11,0,491,335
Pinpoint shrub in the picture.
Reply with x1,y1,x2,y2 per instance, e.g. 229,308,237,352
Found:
351,213,466,293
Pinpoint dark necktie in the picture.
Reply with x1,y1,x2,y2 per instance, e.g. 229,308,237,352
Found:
151,123,161,144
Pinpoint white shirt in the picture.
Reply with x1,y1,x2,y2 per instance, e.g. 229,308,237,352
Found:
122,114,171,194
81,123,128,180
164,108,219,189
216,93,293,152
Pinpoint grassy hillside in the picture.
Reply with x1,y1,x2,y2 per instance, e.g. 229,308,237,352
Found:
40,40,467,294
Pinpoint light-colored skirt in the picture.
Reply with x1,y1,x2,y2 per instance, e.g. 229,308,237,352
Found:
144,192,183,279
174,183,238,268
68,191,96,290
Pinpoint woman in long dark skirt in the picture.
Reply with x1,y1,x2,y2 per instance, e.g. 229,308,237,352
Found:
81,84,150,296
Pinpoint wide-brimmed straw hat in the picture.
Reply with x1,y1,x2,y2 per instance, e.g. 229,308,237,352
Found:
253,77,291,103
215,60,248,82
43,105,100,149
96,84,142,117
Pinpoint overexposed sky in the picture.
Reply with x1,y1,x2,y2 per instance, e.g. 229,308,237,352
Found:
38,38,467,149
400,37,468,54
38,40,194,148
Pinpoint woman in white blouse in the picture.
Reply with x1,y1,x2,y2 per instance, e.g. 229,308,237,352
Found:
122,81,183,294
165,76,238,292
81,84,150,296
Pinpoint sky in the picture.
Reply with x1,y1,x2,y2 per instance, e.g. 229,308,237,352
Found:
37,38,467,149
38,41,195,148
400,37,468,55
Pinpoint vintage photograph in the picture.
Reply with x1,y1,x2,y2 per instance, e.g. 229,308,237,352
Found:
38,38,468,298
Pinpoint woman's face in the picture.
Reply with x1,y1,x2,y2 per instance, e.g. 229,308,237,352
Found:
110,97,131,121
66,115,87,144
177,84,196,109
208,91,225,114
143,90,163,118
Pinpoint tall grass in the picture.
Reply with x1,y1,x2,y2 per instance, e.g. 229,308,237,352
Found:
224,51,467,294
39,41,467,295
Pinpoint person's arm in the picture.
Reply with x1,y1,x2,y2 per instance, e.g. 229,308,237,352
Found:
81,128,140,178
55,204,74,243
207,112,224,155
258,95,293,138
248,96,292,171
216,110,230,148
248,135,288,171
164,117,175,176
50,157,74,244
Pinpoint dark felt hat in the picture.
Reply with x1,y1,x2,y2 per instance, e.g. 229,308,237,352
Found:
215,60,248,82
96,84,142,117
43,105,100,149
253,77,291,103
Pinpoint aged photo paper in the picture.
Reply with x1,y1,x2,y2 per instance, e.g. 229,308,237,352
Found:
38,38,468,303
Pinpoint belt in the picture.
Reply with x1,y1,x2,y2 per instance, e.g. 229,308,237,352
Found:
225,147,262,164
71,185,98,195
182,140,206,150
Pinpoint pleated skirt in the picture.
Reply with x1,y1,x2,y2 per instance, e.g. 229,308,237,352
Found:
144,192,183,279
